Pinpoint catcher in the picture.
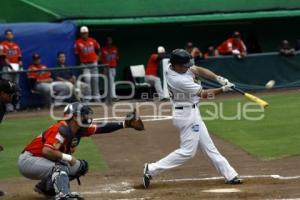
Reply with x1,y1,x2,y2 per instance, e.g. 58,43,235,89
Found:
18,102,144,200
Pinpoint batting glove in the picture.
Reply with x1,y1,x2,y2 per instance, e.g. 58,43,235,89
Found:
221,82,235,92
216,76,229,86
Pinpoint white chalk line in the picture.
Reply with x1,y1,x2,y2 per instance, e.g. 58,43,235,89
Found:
78,174,300,197
202,188,241,193
159,174,300,183
94,115,173,122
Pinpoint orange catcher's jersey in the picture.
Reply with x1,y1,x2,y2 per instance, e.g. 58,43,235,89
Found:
24,121,97,157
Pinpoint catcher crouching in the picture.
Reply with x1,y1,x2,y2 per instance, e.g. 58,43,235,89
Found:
17,102,144,200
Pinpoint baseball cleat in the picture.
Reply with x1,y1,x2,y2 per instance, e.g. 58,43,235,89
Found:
55,192,84,200
226,176,243,184
143,163,152,189
34,182,56,197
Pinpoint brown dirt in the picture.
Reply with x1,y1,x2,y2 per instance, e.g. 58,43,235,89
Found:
1,91,300,200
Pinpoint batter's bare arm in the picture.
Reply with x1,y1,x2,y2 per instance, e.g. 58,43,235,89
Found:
190,65,218,80
198,88,223,98
190,65,231,86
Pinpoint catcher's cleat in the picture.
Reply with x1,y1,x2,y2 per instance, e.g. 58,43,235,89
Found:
0,190,5,196
55,192,84,200
143,163,152,189
226,176,243,184
34,182,56,197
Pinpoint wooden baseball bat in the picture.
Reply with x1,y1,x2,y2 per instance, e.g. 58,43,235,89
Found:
232,87,269,108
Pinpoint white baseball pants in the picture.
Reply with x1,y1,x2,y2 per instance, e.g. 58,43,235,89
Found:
148,106,238,181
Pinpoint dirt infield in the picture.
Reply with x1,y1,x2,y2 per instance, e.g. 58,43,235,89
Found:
1,101,300,200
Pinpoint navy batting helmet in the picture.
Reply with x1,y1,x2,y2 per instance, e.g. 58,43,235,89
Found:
170,49,193,67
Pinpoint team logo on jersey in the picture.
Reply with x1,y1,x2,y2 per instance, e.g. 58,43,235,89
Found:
192,124,199,132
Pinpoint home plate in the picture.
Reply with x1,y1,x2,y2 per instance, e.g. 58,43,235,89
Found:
202,188,241,193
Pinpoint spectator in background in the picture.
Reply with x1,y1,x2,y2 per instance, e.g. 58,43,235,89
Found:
145,46,169,101
217,31,247,59
185,42,194,54
101,36,119,101
1,30,22,111
1,29,22,83
191,47,204,66
204,45,219,59
27,53,71,106
279,40,295,57
74,26,101,102
52,52,91,103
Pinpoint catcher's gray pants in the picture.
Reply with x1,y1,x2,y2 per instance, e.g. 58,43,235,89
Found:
81,62,101,102
18,151,80,180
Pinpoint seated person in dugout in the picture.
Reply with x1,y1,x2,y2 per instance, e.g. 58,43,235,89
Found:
52,52,91,103
27,53,73,106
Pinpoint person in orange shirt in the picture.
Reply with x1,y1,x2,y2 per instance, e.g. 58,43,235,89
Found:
1,29,22,111
74,26,101,102
101,36,119,101
27,53,71,106
17,102,144,200
1,29,22,83
145,46,169,100
217,31,247,59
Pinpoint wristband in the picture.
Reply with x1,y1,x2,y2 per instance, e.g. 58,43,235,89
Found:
62,153,72,162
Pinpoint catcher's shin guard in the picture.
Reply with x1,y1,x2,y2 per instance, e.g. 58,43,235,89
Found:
52,163,71,196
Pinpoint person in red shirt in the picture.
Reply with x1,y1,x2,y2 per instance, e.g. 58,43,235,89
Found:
27,53,71,106
1,29,22,111
18,102,144,200
217,31,247,59
101,36,119,101
145,46,169,100
1,29,22,83
74,26,101,102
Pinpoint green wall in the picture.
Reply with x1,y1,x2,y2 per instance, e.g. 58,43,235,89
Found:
89,17,300,80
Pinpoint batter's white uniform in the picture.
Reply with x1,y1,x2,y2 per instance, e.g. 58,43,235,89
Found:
147,66,238,181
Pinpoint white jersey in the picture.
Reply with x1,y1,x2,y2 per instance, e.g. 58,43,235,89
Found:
166,66,202,106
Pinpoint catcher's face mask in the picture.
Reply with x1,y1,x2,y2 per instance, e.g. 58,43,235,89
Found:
78,105,94,126
64,103,94,127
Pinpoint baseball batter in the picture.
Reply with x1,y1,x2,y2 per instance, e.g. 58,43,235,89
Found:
18,102,144,200
143,49,242,188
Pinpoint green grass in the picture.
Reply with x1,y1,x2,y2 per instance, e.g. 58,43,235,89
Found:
0,116,106,179
201,92,300,160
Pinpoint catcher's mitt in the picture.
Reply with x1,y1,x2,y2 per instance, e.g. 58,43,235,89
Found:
69,159,89,185
125,109,145,131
